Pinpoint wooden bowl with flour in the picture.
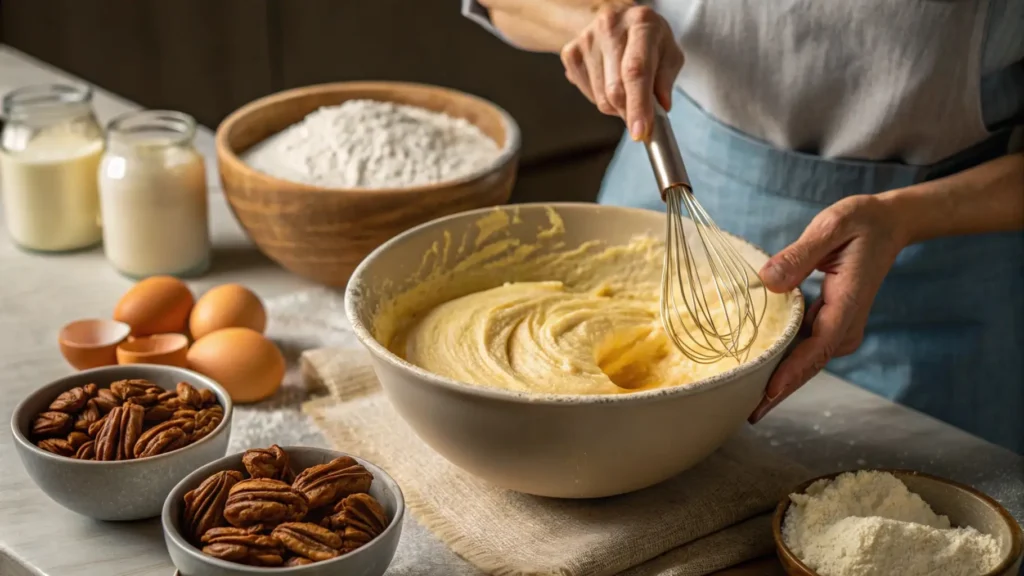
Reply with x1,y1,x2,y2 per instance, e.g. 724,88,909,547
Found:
215,81,520,287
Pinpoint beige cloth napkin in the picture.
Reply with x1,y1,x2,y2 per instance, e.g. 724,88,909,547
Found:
301,347,807,576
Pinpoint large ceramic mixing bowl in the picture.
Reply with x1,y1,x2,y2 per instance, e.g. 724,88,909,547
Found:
345,203,804,498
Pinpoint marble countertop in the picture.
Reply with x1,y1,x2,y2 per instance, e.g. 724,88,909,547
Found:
0,45,1020,576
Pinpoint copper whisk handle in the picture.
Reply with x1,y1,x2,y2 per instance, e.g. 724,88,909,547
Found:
644,103,691,200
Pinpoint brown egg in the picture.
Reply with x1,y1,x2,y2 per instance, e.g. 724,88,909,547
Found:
187,327,284,403
189,284,267,340
113,276,194,336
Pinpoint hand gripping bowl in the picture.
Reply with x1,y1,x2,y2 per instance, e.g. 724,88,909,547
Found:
345,203,804,498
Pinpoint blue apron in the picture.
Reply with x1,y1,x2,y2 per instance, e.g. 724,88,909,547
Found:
598,91,1024,454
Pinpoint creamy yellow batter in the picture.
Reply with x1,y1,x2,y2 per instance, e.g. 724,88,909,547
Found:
376,208,792,396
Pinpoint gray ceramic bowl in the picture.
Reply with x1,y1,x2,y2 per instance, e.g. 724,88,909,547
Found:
162,446,404,576
774,470,1024,576
11,364,233,521
346,203,805,498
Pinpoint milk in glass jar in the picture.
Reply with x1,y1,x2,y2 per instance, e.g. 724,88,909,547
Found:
0,84,104,252
98,110,210,278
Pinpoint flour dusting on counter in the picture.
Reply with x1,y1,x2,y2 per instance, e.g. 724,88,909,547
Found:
243,99,500,189
783,471,1004,576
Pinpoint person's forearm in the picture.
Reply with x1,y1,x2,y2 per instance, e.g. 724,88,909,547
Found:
879,152,1024,245
478,0,629,52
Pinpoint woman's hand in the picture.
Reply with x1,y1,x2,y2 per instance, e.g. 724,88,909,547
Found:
747,152,1024,422
748,195,908,423
559,3,684,141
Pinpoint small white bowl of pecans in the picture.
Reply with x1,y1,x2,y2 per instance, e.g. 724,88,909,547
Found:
10,364,232,521
162,445,404,575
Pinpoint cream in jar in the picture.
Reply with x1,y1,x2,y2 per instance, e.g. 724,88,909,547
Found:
0,84,104,252
99,110,210,278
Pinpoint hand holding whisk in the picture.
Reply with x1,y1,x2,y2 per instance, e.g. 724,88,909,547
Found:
644,104,767,363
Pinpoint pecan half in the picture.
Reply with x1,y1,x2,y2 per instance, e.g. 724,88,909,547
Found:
200,527,284,567
143,403,175,423
93,389,121,414
87,416,107,437
75,399,101,432
157,390,177,403
285,557,314,567
173,409,198,420
67,431,91,449
183,470,245,542
242,445,294,482
48,385,95,413
324,493,389,552
177,381,204,410
292,456,373,509
94,403,144,461
133,418,191,458
272,522,342,562
31,411,72,437
110,379,152,402
37,438,74,456
74,441,95,460
124,391,160,407
199,388,216,407
192,406,223,443
224,479,309,528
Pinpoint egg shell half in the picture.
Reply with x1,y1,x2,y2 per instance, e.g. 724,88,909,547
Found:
113,276,194,337
186,327,284,403
189,284,267,340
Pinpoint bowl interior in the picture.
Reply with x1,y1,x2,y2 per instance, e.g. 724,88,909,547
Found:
219,81,517,170
163,446,405,571
346,203,804,399
12,364,233,464
119,333,189,355
774,470,1023,576
59,318,131,348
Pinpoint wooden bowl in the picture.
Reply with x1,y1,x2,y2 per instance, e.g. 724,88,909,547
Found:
216,81,521,287
773,469,1023,575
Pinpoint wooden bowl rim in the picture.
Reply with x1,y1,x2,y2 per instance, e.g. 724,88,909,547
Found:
772,468,1024,576
215,80,521,195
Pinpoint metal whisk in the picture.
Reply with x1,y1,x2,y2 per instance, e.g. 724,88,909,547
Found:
644,104,767,363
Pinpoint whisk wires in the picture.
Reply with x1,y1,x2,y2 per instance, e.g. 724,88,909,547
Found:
661,185,767,364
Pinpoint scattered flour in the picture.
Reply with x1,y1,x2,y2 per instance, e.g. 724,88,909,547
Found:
782,471,1004,576
243,99,501,189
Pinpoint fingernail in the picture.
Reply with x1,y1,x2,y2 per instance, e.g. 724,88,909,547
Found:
749,399,773,424
630,120,645,141
761,263,788,287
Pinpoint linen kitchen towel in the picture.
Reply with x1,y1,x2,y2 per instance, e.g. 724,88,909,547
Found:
302,346,807,576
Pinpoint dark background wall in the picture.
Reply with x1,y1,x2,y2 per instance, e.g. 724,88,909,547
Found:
0,0,624,203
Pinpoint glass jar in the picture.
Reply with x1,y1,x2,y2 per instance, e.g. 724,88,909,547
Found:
98,110,210,278
0,84,104,252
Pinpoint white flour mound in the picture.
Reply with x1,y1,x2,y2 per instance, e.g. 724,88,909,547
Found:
243,99,501,189
782,471,1004,576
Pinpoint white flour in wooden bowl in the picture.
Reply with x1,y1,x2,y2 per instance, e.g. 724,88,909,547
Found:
242,99,501,189
783,471,1004,576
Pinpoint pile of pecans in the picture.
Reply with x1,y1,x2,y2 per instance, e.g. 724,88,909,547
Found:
29,379,223,460
182,445,389,567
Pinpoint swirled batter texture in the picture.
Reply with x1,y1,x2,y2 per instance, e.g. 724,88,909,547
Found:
384,227,792,396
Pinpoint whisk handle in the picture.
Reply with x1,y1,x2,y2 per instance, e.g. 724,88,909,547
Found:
644,103,692,200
